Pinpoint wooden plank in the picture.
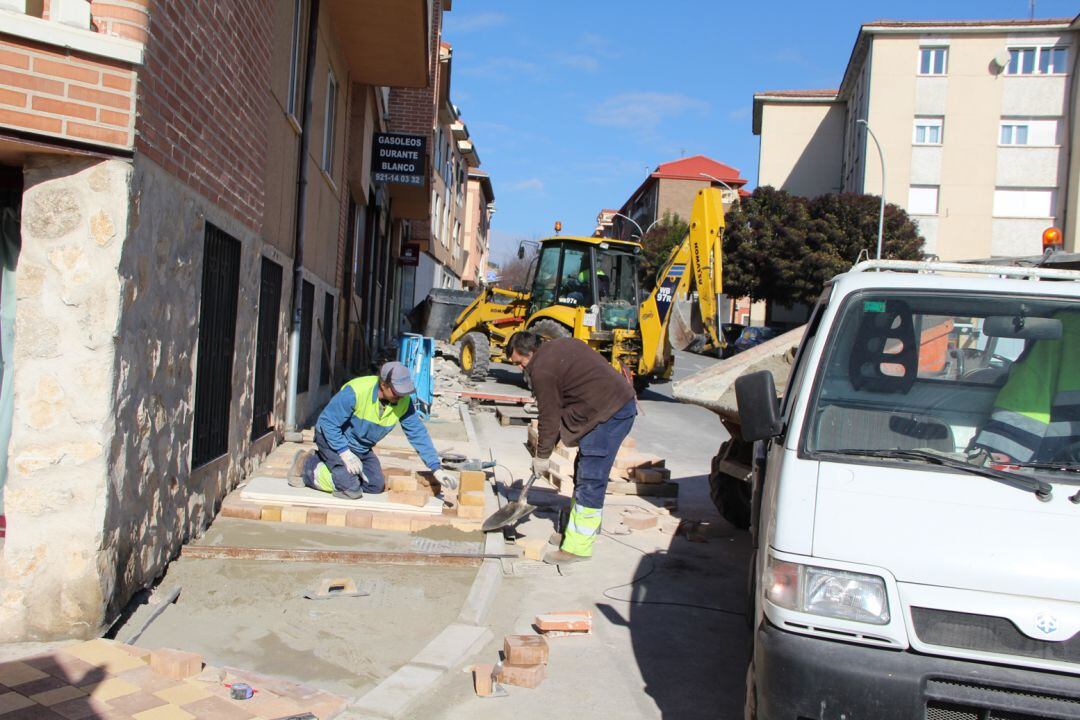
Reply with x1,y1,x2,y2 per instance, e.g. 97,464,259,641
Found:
241,476,443,515
180,545,515,567
606,481,679,497
496,407,534,426
458,391,534,404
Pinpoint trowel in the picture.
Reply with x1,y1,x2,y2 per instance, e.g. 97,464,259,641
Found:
482,473,539,532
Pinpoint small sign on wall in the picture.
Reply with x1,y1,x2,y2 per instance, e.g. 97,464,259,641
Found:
372,133,427,186
400,243,420,266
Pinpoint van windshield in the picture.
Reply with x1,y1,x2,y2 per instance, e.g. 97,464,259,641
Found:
804,291,1080,473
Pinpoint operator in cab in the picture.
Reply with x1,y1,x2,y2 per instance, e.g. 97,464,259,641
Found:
288,362,456,498
507,331,637,565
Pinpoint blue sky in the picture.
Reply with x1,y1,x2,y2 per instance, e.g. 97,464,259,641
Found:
443,1,1078,262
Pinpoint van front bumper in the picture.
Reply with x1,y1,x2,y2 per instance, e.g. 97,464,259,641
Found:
755,620,1080,720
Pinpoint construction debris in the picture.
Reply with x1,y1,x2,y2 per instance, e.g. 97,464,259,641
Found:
304,577,368,600
534,609,593,636
504,635,549,666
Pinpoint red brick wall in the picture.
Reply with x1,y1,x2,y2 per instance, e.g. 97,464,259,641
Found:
135,0,272,232
0,37,137,149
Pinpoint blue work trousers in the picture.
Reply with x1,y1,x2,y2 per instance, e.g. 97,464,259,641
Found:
302,427,386,494
572,399,637,508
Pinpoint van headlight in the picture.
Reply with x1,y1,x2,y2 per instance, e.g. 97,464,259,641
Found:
764,556,890,625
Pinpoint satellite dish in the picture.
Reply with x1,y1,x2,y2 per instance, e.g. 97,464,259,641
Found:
993,49,1012,69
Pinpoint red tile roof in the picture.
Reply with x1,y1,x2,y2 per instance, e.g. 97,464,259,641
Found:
652,155,747,185
864,18,1072,28
755,89,839,99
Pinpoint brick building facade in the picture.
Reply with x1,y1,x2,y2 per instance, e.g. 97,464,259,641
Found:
0,0,441,640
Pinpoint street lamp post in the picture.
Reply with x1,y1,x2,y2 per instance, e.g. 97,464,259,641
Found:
857,119,886,260
612,212,644,240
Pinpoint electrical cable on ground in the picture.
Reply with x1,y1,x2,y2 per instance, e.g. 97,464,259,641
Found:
598,530,746,617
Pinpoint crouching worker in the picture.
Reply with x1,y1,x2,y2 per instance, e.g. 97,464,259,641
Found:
289,361,456,498
507,331,637,565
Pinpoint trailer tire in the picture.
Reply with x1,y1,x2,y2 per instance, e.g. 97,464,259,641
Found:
459,332,490,380
529,318,571,340
709,441,752,530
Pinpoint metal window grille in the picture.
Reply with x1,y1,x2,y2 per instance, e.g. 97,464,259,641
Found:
192,224,241,468
319,291,333,386
251,257,283,439
297,280,314,393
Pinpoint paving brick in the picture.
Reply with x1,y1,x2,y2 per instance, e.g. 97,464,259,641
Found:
325,509,348,527
153,682,211,707
456,504,485,519
31,685,87,706
623,513,658,530
371,514,412,532
148,650,201,681
472,663,494,697
496,662,545,688
279,506,308,524
131,704,195,720
504,635,549,666
0,661,49,687
519,537,547,561
259,506,281,522
176,695,256,720
218,496,262,520
387,475,418,492
345,509,373,528
50,694,114,720
112,666,176,694
100,689,167,715
23,653,97,684
459,470,486,494
81,677,139,701
0,691,34,714
458,491,485,507
631,467,671,483
535,610,592,633
388,490,429,507
9,674,68,695
305,507,328,525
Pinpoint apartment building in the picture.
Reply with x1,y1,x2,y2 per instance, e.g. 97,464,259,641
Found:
462,167,495,288
0,0,439,641
612,155,748,240
754,16,1080,259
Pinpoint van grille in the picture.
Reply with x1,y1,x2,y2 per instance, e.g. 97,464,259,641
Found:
912,607,1080,664
924,678,1080,720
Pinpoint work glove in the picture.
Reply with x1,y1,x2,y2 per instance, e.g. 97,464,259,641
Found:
339,449,363,476
532,457,551,477
434,469,458,491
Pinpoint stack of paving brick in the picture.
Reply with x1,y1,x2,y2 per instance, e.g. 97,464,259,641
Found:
529,422,677,498
0,638,346,718
472,635,548,696
219,442,488,533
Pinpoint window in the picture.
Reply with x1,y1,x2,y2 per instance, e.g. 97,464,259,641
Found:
530,245,562,314
919,47,947,75
907,185,939,215
556,246,593,307
286,0,304,118
913,117,943,145
993,188,1055,218
252,257,283,440
192,224,241,467
319,292,334,386
321,70,337,174
1007,46,1067,75
297,280,314,393
999,118,1058,146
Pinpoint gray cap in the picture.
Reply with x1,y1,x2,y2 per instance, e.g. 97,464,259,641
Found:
380,361,416,395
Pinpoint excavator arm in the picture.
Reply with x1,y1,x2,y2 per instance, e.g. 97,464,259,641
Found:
637,187,725,376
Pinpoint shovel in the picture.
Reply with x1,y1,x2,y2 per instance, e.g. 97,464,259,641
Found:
482,472,539,532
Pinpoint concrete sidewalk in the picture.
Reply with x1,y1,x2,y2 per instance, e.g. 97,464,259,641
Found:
407,352,752,720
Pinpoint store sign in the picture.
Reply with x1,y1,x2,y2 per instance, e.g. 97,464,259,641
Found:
400,243,420,266
372,133,427,186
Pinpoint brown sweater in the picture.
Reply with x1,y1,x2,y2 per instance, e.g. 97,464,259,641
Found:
526,337,636,458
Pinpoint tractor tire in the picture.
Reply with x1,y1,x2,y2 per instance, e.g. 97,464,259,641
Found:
632,375,650,396
709,441,752,530
530,318,571,340
459,332,490,380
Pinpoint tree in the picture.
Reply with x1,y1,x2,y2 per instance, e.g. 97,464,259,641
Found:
638,211,689,291
723,187,924,308
495,246,537,291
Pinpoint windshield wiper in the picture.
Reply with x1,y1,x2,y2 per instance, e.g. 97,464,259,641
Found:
817,448,1053,502
1002,460,1080,473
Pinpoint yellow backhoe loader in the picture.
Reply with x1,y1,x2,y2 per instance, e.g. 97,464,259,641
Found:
449,187,726,390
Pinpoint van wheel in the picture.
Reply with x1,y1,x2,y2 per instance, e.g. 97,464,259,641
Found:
530,319,571,340
459,332,490,380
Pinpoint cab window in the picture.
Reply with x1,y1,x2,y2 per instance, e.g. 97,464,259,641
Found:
556,247,592,307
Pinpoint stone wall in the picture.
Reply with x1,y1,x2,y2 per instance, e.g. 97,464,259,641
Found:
0,156,131,640
103,153,288,627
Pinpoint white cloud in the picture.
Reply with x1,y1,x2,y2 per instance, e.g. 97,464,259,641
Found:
509,178,545,192
445,12,508,33
557,54,600,72
588,92,709,132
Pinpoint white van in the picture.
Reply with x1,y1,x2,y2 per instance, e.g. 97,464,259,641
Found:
736,260,1080,720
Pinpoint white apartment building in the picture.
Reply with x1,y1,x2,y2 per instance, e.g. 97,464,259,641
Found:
753,16,1080,260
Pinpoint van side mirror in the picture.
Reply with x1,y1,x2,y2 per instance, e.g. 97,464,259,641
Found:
735,370,782,442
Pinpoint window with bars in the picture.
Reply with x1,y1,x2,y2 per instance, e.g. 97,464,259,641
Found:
192,224,241,468
319,291,334,386
297,280,314,393
251,257,282,440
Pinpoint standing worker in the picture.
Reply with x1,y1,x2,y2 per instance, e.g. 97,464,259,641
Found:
507,331,636,565
288,361,456,498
